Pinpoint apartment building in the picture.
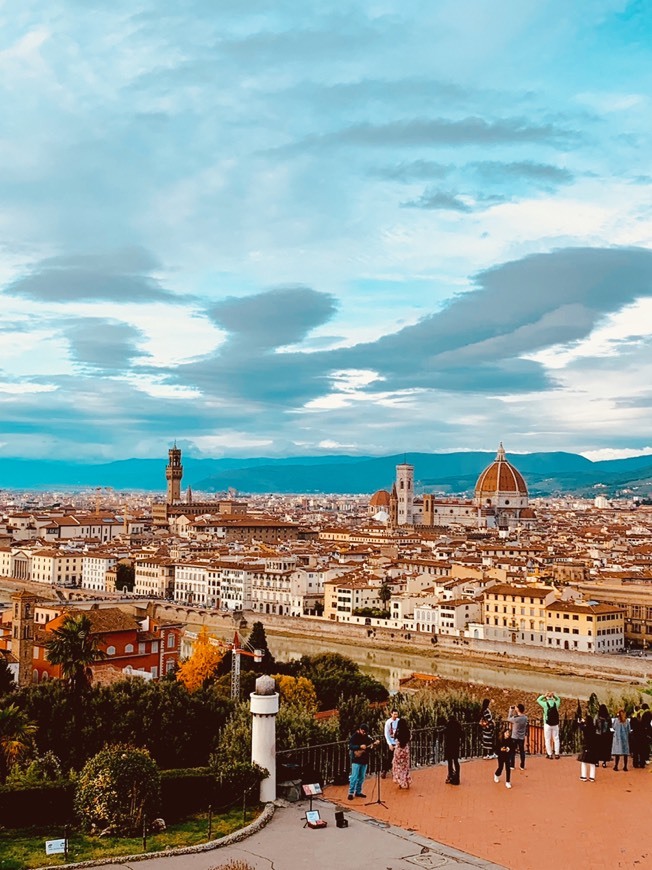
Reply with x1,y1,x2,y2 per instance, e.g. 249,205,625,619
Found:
481,583,558,645
133,557,175,598
545,599,625,653
31,549,84,586
81,552,119,592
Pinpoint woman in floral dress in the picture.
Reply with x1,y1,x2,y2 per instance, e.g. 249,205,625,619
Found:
392,718,412,789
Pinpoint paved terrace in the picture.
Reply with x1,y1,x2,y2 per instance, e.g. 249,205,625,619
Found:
86,756,649,870
326,756,651,870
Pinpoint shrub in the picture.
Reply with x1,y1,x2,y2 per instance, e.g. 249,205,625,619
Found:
75,744,161,836
209,760,268,809
7,750,63,785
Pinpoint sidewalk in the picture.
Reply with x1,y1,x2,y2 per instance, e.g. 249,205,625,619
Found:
85,799,504,870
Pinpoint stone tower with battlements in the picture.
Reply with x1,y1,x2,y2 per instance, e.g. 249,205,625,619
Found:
166,443,183,504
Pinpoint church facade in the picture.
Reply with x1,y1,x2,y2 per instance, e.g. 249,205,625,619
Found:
372,444,535,531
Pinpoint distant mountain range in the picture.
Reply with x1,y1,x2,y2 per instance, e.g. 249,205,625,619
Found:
2,451,652,498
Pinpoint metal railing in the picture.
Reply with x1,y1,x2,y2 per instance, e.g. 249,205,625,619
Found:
277,718,583,785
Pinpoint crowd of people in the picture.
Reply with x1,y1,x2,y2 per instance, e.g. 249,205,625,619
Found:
347,695,652,799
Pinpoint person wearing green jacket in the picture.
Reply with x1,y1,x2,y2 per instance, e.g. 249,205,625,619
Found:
537,692,561,759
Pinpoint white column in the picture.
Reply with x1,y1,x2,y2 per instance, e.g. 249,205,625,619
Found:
250,675,280,803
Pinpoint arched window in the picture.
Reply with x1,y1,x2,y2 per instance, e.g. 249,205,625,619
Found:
32,669,39,683
107,645,116,656
125,644,134,653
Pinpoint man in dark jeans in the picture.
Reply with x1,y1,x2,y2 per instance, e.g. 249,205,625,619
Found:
507,703,529,770
348,723,376,800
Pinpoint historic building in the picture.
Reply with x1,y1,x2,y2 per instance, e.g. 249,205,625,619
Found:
474,443,534,529
380,444,535,531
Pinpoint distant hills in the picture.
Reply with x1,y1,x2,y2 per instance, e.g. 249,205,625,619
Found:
1,451,652,498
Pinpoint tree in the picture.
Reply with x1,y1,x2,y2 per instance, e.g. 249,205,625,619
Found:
288,653,388,710
244,622,275,673
378,582,392,607
0,656,15,697
75,744,161,835
0,703,37,783
116,562,135,593
273,674,318,712
176,627,224,692
44,613,106,697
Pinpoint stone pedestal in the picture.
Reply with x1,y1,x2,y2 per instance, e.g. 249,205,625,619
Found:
250,675,279,803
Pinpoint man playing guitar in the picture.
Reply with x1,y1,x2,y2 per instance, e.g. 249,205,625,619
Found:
348,723,379,799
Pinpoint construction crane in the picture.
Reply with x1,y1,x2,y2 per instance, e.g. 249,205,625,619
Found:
224,632,263,700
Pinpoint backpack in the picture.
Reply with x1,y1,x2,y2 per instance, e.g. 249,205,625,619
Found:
546,702,559,726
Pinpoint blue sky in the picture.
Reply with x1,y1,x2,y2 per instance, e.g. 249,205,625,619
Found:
2,0,652,462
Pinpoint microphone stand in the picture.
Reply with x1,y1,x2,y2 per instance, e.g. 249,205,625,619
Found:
366,739,388,808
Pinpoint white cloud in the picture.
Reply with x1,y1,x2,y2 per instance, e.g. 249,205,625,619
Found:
582,447,652,461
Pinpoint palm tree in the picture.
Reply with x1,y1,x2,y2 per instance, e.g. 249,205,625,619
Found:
44,613,106,697
378,582,392,609
0,703,37,782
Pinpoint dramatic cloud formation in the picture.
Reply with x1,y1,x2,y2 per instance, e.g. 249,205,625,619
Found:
0,0,651,462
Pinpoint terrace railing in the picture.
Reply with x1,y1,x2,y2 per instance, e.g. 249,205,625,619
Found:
277,718,583,786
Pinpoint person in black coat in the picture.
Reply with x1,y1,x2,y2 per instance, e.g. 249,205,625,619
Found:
578,714,599,782
444,715,463,785
595,703,612,768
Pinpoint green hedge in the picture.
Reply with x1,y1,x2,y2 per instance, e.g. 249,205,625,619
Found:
0,765,266,829
160,768,215,819
0,781,74,827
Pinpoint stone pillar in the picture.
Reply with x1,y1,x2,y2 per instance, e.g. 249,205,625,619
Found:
250,674,279,803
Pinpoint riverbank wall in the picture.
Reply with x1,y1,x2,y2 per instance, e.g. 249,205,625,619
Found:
2,577,650,685
150,603,652,684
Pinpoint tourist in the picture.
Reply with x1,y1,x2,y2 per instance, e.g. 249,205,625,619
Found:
382,708,399,778
507,703,529,770
640,703,651,765
444,714,463,785
611,709,631,771
595,703,612,768
577,712,599,782
537,691,561,759
493,726,513,789
348,723,376,800
629,704,647,767
479,698,496,759
392,717,412,789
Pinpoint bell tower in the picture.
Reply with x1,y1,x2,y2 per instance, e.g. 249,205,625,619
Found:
12,591,37,687
395,461,414,526
165,443,183,504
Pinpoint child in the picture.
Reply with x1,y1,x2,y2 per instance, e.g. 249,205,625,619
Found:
494,726,513,789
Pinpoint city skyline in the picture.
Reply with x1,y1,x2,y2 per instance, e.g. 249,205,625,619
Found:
1,1,652,463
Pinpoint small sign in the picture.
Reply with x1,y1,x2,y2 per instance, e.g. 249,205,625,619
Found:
45,839,66,856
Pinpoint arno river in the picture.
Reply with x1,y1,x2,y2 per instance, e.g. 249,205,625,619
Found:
1,583,646,702
263,632,649,701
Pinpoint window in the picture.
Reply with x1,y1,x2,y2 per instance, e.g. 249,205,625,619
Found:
107,646,116,655
152,641,159,653
139,642,146,654
125,644,134,653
